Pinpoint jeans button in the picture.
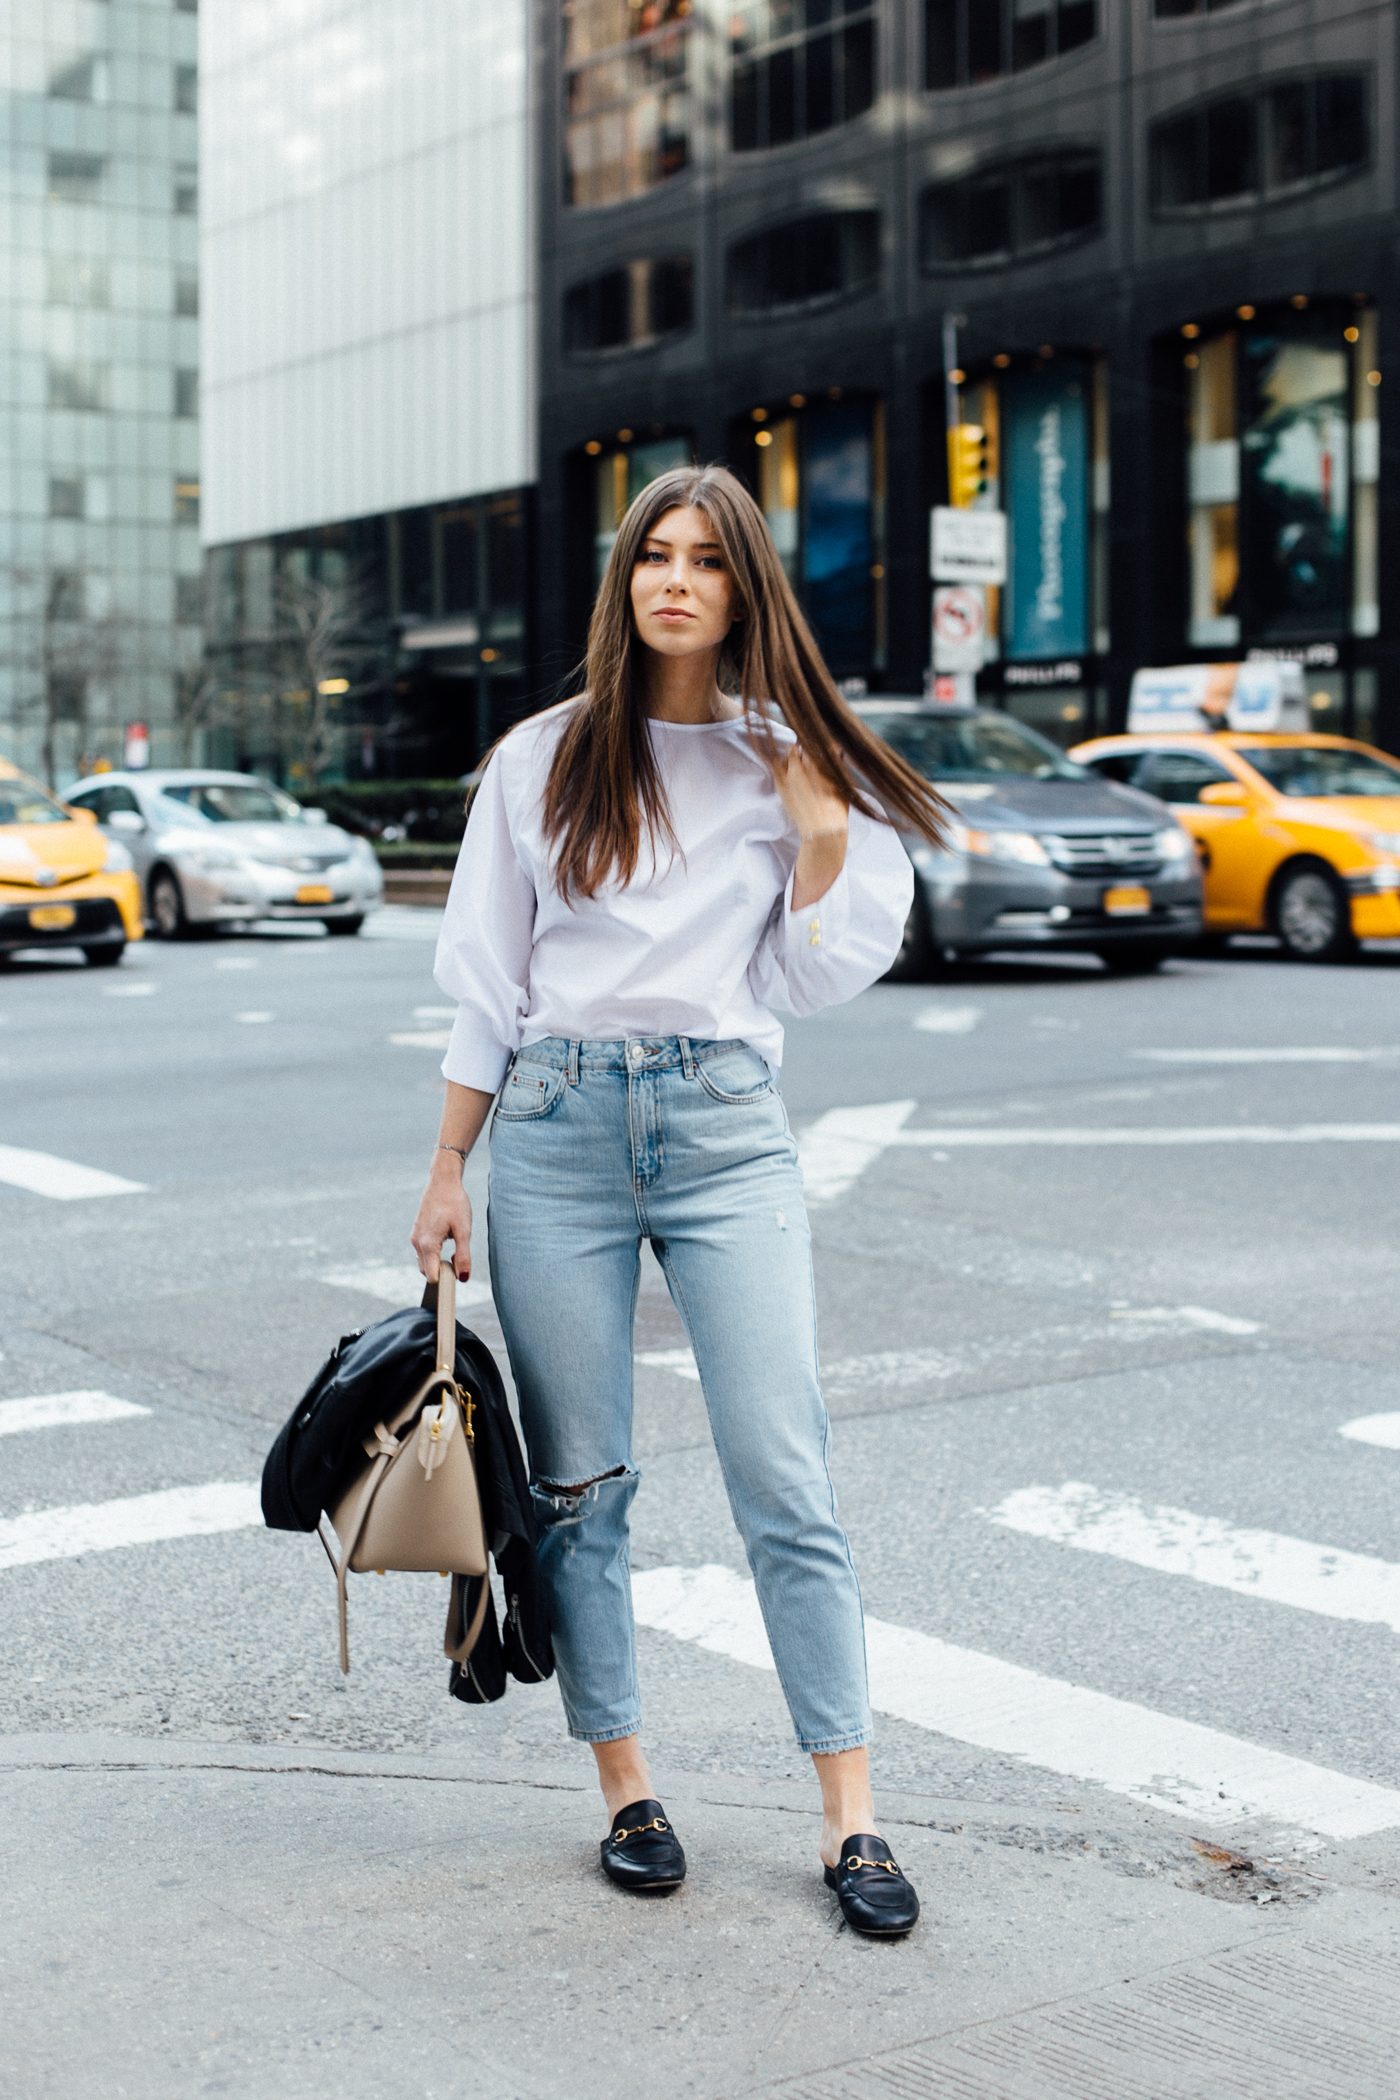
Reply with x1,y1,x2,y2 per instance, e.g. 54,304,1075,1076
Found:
628,1043,643,1064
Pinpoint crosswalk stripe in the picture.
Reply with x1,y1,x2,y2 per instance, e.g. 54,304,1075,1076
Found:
389,1030,452,1049
630,1563,1400,1841
0,1482,262,1569
0,1391,150,1436
989,1482,1400,1633
1132,1047,1400,1064
320,1264,492,1309
797,1100,916,1202
0,1145,146,1201
1339,1413,1400,1452
914,1006,981,1034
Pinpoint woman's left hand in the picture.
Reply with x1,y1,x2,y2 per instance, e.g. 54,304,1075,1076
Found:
771,748,850,910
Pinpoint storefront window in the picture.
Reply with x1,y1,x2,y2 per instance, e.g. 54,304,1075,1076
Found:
919,151,1101,271
563,0,691,207
730,1,876,153
925,0,1095,91
751,395,885,677
1183,305,1378,648
564,256,693,354
728,212,880,315
1151,75,1369,214
590,434,695,581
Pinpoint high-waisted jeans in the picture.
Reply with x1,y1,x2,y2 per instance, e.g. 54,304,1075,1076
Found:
486,1034,871,1753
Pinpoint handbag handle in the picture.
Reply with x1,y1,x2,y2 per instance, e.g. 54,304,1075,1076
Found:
435,1245,456,1376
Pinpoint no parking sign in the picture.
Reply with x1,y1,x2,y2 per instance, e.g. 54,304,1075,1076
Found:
932,584,986,671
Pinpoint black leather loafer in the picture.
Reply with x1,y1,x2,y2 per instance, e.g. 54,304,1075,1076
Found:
823,1833,919,1936
600,1798,686,1892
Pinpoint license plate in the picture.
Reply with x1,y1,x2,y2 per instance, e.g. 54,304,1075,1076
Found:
295,884,334,904
1103,885,1151,917
29,904,77,931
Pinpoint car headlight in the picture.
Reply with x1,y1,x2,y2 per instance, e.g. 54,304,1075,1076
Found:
185,847,244,873
965,828,1050,867
1154,826,1195,862
1367,830,1400,857
101,837,134,873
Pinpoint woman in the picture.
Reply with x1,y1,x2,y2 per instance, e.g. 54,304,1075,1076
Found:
411,465,946,1935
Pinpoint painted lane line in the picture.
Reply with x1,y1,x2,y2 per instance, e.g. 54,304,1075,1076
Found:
990,1482,1400,1634
797,1100,916,1203
1110,1306,1260,1336
235,1011,274,1024
630,1563,1400,1840
214,957,256,970
636,1346,700,1380
1339,1414,1400,1452
914,1006,982,1035
389,1030,453,1049
414,1006,457,1019
361,907,445,943
102,982,157,998
320,1263,493,1310
0,1391,151,1437
0,1146,146,1201
891,1123,1400,1148
0,1481,262,1570
1132,1048,1400,1064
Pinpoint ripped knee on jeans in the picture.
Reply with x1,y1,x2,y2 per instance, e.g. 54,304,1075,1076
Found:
535,1464,627,1504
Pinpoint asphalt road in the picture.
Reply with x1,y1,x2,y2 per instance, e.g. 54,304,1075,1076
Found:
3,914,1399,2099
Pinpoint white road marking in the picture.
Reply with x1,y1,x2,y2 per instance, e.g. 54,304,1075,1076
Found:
0,1390,151,1436
1133,1047,1400,1064
103,981,157,998
235,1011,274,1024
0,1146,146,1201
990,1482,1400,1633
1110,1306,1260,1335
914,1006,981,1034
214,957,256,970
637,1347,700,1380
320,1263,493,1310
414,1005,457,1019
361,907,444,942
630,1563,1400,1840
389,1030,452,1049
1339,1414,1400,1452
891,1123,1400,1148
0,1481,262,1570
797,1099,916,1202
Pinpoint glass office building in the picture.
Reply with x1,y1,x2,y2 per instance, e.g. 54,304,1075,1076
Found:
0,0,202,784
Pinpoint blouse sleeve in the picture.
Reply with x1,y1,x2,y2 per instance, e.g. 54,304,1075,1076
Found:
746,805,914,1019
432,747,538,1093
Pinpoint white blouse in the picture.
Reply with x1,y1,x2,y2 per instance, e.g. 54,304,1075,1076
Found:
433,704,914,1092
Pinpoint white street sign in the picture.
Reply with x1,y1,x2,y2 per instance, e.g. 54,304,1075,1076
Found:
931,506,1007,584
933,584,986,672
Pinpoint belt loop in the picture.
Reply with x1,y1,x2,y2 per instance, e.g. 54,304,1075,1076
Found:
678,1035,696,1080
567,1038,580,1086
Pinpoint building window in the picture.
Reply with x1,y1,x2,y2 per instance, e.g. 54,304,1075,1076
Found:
174,162,198,214
49,571,86,624
175,574,205,624
565,257,692,354
50,477,86,519
1183,305,1378,647
1154,0,1245,14
919,151,1101,271
926,0,1095,90
728,211,879,316
1151,76,1368,213
563,1,690,208
730,1,875,154
588,434,694,581
175,271,199,316
749,396,885,676
47,257,110,307
49,55,107,103
174,63,197,113
47,153,105,202
174,368,199,418
174,478,201,524
48,360,109,412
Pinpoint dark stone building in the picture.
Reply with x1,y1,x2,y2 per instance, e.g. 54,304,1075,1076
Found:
536,0,1398,752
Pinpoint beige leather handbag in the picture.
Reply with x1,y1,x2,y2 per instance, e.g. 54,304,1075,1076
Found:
319,1256,489,1673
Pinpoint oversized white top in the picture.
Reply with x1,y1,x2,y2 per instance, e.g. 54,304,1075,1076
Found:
433,704,914,1092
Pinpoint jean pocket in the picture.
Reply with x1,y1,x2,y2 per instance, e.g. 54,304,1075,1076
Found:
696,1045,774,1104
494,1060,567,1121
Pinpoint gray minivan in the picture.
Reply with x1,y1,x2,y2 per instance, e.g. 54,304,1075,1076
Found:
856,702,1202,976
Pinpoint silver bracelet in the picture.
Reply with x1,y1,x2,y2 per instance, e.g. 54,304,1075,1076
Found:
437,1143,468,1166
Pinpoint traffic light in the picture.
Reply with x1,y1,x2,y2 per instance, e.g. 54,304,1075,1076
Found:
947,422,989,508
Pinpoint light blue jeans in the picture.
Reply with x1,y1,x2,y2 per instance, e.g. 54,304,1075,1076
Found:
486,1034,871,1753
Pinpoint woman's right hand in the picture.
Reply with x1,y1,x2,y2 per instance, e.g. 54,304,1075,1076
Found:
411,1156,474,1281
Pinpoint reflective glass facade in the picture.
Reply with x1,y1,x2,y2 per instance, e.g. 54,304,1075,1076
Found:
0,0,201,784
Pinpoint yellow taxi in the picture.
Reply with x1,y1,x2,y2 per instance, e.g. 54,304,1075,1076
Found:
0,759,144,966
1067,732,1400,961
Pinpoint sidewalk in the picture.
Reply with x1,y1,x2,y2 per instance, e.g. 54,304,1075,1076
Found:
4,1732,1397,2099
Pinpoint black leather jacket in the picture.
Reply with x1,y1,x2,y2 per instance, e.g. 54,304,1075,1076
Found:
261,1293,553,1704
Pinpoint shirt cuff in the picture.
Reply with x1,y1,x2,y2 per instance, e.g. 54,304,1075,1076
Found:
440,1007,512,1094
783,858,852,962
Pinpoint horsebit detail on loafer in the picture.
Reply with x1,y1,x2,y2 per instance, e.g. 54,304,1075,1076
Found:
612,1817,669,1843
847,1853,900,1873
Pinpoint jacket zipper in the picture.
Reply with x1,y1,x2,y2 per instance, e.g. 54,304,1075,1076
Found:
507,1593,546,1679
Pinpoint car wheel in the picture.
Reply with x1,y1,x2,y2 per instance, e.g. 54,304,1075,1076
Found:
149,866,188,939
84,944,125,968
884,893,937,982
322,915,364,937
1273,862,1355,962
1098,944,1167,975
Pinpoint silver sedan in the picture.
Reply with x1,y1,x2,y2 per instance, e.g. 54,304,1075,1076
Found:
65,769,385,937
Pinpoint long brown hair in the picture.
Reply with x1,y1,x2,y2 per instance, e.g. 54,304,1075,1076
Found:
541,463,950,898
